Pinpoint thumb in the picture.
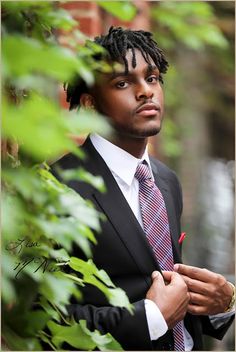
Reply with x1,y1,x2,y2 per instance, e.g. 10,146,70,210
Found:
151,271,165,286
151,271,160,280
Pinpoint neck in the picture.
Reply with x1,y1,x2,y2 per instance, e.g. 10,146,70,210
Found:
108,134,148,158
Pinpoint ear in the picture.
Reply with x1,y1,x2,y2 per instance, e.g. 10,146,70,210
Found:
80,93,95,109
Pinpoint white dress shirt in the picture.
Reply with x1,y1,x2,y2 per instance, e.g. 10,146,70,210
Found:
90,133,234,351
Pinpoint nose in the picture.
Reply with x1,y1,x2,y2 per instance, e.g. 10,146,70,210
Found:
135,81,154,101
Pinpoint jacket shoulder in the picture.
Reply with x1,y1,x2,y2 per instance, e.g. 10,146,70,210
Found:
150,157,179,181
51,151,83,170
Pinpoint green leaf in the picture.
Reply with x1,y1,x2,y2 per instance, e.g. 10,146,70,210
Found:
70,257,115,288
1,192,27,241
108,287,132,312
76,223,97,244
3,35,80,81
36,331,57,351
69,258,133,313
2,1,51,12
24,310,50,336
59,166,106,193
199,24,228,48
1,275,16,304
47,319,122,350
66,108,112,137
62,273,84,287
47,248,70,262
2,94,78,161
39,273,76,314
2,325,42,351
98,1,137,21
58,191,101,231
3,167,47,204
40,8,77,31
47,320,96,350
79,320,122,351
39,296,61,322
152,2,228,50
1,252,16,279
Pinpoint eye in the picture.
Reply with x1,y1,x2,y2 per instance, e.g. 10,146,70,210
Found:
146,75,159,83
115,80,128,89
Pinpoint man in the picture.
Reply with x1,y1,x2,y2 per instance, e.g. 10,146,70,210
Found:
53,27,235,350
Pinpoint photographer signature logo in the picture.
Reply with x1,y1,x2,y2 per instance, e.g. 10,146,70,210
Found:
6,237,41,254
5,237,69,279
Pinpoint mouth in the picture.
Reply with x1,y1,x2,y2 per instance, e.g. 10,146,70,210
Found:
135,103,161,117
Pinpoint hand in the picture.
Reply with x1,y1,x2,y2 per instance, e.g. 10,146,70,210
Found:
174,264,233,315
146,270,189,329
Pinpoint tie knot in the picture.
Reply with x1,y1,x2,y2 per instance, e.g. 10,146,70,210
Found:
135,162,152,182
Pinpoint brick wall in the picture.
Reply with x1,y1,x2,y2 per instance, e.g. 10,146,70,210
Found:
61,2,102,37
60,1,151,34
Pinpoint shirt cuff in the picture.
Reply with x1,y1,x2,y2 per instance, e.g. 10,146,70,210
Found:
144,299,168,340
209,308,235,329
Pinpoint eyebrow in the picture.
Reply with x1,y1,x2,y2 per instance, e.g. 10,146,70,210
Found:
110,65,159,80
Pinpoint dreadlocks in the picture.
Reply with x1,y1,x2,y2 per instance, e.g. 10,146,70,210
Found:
66,26,169,110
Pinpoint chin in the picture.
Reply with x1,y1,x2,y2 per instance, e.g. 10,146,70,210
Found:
137,126,161,137
140,119,162,136
115,122,162,139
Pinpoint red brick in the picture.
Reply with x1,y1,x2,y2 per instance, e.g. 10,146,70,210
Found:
75,16,102,36
61,1,96,11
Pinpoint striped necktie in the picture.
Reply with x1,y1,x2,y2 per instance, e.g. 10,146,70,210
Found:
135,162,185,351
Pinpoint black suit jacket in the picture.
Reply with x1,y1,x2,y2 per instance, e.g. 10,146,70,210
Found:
52,137,234,351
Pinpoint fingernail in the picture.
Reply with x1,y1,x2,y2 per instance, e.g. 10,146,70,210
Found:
152,271,159,279
174,264,179,271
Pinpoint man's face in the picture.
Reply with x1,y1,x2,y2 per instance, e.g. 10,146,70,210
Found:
91,49,164,139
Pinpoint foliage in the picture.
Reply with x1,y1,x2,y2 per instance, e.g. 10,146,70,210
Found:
47,319,122,350
151,1,231,161
98,1,137,21
2,1,135,350
152,2,228,50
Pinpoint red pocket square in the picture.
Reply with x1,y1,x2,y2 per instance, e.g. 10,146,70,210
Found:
178,232,186,244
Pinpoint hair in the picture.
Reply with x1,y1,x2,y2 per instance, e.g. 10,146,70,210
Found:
66,26,169,110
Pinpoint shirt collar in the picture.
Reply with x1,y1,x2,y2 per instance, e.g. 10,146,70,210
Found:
90,133,153,186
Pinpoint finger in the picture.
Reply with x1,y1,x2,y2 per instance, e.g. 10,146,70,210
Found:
179,274,211,295
187,304,208,315
151,271,165,288
189,292,209,306
174,264,212,283
162,271,187,288
151,270,160,280
177,273,189,283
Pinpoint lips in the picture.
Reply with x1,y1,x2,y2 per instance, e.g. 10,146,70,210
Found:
136,103,160,116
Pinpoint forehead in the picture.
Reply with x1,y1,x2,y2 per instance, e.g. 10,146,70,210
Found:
115,48,156,73
93,49,158,87
98,49,157,79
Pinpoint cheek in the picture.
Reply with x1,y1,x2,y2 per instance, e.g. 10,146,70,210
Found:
156,87,164,103
155,88,164,114
96,92,132,115
160,94,164,110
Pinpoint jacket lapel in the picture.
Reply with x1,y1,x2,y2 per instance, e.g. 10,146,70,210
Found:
82,138,161,280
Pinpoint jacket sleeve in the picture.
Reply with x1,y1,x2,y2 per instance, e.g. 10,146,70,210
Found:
67,300,153,350
201,314,235,340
